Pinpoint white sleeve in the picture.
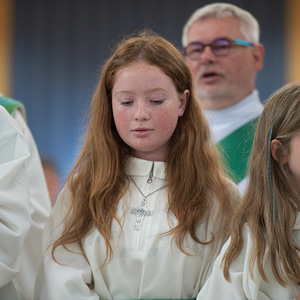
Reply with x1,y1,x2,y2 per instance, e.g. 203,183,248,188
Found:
196,237,248,300
12,108,52,299
34,187,99,300
0,106,31,288
12,109,51,214
197,227,299,300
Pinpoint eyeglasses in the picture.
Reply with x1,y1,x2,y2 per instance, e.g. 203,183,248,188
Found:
184,38,254,60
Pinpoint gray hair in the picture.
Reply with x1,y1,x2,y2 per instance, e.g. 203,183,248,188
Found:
182,3,260,47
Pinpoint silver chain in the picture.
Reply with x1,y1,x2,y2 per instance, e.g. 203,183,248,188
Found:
130,177,168,199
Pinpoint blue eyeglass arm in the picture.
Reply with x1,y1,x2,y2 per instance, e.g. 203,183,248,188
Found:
233,39,254,46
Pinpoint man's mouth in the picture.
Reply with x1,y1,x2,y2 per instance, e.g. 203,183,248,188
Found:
202,71,218,78
201,71,220,83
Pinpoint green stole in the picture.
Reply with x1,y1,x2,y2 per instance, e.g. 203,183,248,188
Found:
0,96,26,119
216,117,259,184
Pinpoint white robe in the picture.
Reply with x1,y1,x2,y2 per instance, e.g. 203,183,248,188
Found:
197,214,300,300
204,90,263,194
0,106,31,300
35,157,240,300
11,108,52,300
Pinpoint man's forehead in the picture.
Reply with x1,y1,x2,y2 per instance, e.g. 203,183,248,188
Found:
187,17,243,42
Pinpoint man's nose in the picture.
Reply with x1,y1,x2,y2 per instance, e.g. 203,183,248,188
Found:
200,45,217,63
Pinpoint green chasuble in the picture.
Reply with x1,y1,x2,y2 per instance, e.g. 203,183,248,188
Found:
0,95,27,120
216,117,259,184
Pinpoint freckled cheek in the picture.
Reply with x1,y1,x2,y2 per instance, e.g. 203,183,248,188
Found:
113,111,130,133
155,110,179,133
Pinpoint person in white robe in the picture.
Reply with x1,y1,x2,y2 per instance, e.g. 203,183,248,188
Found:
197,83,300,299
197,224,300,300
34,32,240,299
0,95,52,299
35,157,239,299
0,105,30,300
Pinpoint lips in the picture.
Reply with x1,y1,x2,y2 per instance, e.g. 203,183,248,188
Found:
201,70,220,83
134,127,150,132
202,71,218,78
132,127,153,136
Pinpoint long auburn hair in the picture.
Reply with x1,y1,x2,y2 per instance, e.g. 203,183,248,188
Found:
52,30,235,265
223,82,300,285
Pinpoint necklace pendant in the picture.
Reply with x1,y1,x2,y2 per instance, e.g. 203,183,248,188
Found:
130,207,154,230
129,175,167,230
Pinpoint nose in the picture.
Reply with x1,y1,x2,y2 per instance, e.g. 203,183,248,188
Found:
200,46,217,64
134,101,150,121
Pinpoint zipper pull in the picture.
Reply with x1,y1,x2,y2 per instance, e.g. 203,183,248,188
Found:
147,162,154,184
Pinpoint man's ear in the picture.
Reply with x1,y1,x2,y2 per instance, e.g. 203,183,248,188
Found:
252,43,265,72
270,139,287,164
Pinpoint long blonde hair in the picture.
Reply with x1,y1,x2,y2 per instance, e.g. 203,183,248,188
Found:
223,82,300,285
52,30,235,265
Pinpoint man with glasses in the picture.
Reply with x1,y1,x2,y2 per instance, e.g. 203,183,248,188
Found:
182,3,265,193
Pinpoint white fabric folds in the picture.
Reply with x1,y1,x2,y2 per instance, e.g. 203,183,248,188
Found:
0,106,30,300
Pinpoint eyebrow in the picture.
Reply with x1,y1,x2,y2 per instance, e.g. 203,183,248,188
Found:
114,87,168,96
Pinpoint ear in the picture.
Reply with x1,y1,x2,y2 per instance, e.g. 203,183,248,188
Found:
252,43,265,72
270,139,287,164
178,89,189,117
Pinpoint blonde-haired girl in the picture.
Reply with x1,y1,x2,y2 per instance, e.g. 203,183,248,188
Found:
198,83,300,300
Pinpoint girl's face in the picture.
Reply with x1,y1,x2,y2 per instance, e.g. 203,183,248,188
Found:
112,61,189,162
287,132,300,183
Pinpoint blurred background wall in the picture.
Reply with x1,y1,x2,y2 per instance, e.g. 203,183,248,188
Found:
1,0,299,186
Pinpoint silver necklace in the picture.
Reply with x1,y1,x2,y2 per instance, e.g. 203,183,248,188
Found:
130,176,167,230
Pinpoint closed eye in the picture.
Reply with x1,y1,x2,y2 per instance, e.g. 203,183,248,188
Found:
121,100,134,106
150,100,164,104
